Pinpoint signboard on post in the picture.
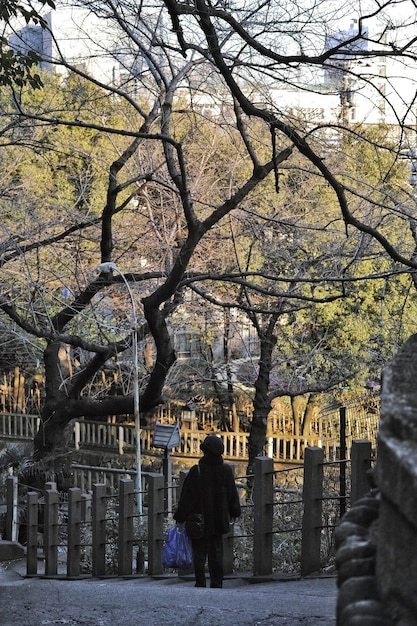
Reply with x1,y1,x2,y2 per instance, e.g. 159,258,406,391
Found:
152,422,181,516
152,422,181,451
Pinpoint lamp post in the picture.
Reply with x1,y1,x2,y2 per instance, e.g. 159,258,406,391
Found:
98,262,142,515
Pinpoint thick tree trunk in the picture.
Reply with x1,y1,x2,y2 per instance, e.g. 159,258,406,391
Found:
291,395,305,436
289,393,317,437
301,394,317,436
246,327,277,482
207,344,228,426
33,308,176,465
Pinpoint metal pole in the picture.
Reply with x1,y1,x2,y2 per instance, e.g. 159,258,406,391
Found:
98,262,142,515
132,324,142,516
339,406,346,519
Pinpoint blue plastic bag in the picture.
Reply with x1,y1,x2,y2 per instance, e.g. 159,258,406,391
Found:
162,526,193,569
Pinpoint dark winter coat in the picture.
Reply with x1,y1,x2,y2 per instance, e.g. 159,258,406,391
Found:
173,454,241,536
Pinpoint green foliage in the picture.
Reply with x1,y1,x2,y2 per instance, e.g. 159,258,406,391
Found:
0,442,34,480
0,0,55,24
0,43,43,89
0,441,71,489
0,0,55,89
0,72,137,332
0,1,415,462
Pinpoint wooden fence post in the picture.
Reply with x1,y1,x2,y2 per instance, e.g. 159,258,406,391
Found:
67,488,82,577
118,425,124,455
301,446,324,576
147,472,165,576
350,439,372,505
253,456,274,576
44,482,59,576
92,484,107,577
118,478,134,576
26,491,39,576
74,421,80,451
5,475,18,541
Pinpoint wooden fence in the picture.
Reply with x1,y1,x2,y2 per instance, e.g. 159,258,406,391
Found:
0,413,41,441
0,410,379,463
0,441,373,578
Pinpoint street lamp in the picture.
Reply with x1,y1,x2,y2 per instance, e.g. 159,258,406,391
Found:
97,262,142,515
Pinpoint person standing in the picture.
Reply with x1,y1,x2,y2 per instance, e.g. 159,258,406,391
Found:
173,434,241,588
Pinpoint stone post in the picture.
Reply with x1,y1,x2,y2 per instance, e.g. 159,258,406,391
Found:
26,491,39,576
92,484,107,577
147,473,165,575
253,456,274,576
350,439,372,505
67,488,82,577
5,475,18,542
118,479,134,576
44,482,59,576
301,446,324,576
223,464,237,575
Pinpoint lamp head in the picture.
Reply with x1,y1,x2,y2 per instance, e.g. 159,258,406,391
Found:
97,262,118,273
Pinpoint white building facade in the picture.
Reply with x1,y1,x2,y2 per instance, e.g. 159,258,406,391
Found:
9,6,135,85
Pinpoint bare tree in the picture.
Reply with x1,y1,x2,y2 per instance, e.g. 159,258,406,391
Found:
0,0,417,478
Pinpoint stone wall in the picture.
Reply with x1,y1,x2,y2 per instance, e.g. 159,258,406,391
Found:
336,334,417,625
376,333,417,624
335,488,391,625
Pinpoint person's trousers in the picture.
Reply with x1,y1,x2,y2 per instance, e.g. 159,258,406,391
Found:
192,534,223,588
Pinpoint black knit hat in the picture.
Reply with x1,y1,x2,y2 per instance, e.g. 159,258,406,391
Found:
200,434,224,456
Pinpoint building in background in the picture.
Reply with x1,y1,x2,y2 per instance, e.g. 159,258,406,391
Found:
8,7,417,132
8,6,146,87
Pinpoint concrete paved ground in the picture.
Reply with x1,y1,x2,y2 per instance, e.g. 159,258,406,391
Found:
0,561,337,625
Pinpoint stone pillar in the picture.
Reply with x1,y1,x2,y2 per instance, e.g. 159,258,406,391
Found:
92,484,107,577
350,439,372,505
44,482,59,576
5,475,18,542
26,491,39,576
147,473,165,576
376,333,417,623
301,446,324,576
118,479,134,576
67,488,82,577
253,456,274,576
